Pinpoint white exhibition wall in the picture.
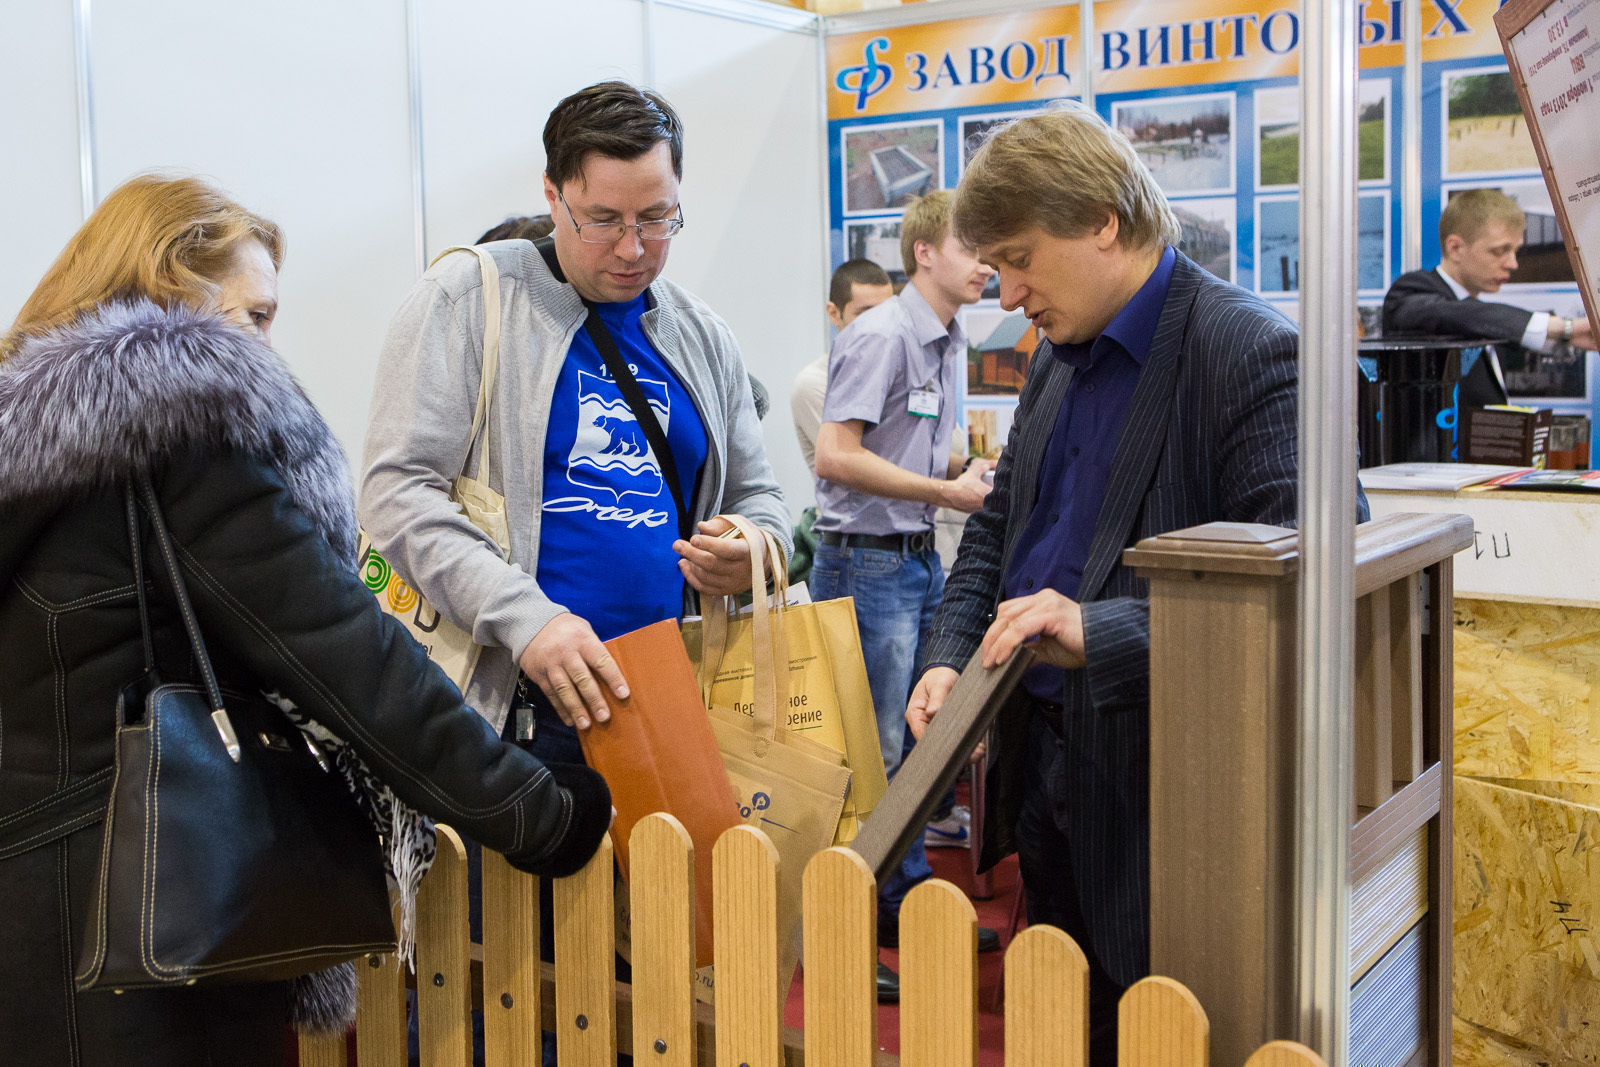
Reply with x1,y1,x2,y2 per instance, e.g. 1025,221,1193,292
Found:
0,0,826,515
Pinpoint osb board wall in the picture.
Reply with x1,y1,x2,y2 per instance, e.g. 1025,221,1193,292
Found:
1455,598,1600,783
1454,1015,1585,1067
1454,776,1600,1060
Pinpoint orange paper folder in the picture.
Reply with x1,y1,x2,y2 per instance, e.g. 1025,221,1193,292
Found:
578,618,741,968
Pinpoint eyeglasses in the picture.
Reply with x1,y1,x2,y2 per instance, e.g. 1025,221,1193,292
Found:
559,191,685,244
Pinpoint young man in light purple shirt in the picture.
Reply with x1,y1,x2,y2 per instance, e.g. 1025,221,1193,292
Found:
811,191,999,1001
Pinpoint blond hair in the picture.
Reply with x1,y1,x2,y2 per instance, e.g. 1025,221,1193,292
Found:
954,104,1180,252
2,174,283,360
899,190,954,279
1440,188,1525,246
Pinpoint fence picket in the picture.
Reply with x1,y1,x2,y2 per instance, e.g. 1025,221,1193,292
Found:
481,846,540,1066
901,878,979,1067
630,814,697,1067
296,1031,347,1067
554,832,617,1067
1118,976,1209,1067
1243,1040,1329,1067
416,825,471,1067
714,825,782,1067
354,944,406,1067
801,847,877,1067
1005,925,1089,1067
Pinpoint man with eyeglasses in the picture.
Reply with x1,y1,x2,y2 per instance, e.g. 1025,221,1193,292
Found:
362,80,788,762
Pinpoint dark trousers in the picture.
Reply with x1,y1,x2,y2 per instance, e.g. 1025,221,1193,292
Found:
1014,712,1125,1067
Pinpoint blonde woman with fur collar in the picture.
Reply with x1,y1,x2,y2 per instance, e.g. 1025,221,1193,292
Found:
0,175,612,1067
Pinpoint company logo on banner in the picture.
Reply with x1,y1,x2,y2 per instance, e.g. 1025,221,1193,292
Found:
826,0,1504,118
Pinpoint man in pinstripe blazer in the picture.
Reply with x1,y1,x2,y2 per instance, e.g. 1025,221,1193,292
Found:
906,106,1366,1065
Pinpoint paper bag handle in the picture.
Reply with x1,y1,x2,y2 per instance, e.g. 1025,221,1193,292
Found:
699,514,790,741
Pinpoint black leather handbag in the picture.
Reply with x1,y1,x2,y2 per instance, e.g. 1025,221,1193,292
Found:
75,475,396,991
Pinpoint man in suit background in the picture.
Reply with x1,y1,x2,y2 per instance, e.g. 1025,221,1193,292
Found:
1383,188,1593,349
905,104,1365,1065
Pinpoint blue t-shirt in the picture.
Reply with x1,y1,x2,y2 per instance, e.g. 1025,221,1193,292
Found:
537,293,707,642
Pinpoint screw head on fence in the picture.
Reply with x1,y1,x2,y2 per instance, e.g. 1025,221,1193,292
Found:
432,973,444,987
654,1039,667,1054
368,955,381,968
576,1014,589,1031
500,993,514,1009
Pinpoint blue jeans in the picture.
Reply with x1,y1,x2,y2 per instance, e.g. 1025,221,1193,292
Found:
808,541,941,915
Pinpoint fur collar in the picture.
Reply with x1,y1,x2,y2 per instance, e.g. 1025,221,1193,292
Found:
0,301,356,564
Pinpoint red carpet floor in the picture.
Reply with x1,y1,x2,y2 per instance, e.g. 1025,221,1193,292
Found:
781,842,1024,1066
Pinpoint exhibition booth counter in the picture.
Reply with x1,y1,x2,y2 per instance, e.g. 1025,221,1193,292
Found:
1366,485,1600,1059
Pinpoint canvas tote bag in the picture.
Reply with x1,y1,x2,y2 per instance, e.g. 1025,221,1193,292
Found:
356,245,511,690
682,513,851,999
681,527,886,845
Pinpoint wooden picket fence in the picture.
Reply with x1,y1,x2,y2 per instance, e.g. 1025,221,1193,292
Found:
299,816,1328,1067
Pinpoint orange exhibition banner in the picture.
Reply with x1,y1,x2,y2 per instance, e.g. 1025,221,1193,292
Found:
826,0,1509,119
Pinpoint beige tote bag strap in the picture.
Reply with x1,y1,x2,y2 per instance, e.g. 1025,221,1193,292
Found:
718,513,792,743
697,518,786,703
429,245,502,484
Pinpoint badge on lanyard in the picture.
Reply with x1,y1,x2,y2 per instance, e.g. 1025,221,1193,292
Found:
908,386,941,419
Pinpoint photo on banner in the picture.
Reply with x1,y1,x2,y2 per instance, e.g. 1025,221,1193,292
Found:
1444,180,1575,285
843,217,906,285
841,121,943,215
1256,193,1389,294
959,109,1039,173
1442,66,1539,178
1109,92,1236,196
963,401,1017,460
962,306,1039,398
1255,78,1389,189
1172,197,1237,283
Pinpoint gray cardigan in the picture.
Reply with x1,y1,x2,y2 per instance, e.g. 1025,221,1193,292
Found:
360,239,790,732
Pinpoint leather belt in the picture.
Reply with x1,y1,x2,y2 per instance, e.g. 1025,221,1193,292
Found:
819,529,937,554
1033,698,1066,738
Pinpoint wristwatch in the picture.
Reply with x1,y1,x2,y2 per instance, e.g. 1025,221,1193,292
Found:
1556,316,1575,343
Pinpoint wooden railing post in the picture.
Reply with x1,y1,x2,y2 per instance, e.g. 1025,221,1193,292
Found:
296,1031,347,1067
802,847,877,1067
1005,925,1089,1067
481,846,540,1066
900,878,979,1067
1118,977,1209,1067
1123,523,1299,1067
714,825,782,1067
630,814,697,1067
354,943,406,1066
554,833,617,1067
1242,1040,1329,1067
416,825,471,1067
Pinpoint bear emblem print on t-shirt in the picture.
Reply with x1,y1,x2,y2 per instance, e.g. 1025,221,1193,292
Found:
567,366,670,502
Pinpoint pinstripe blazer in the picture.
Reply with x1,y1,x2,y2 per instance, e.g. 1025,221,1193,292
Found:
925,251,1368,987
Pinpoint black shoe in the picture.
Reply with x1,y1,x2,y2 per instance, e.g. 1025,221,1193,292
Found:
876,961,900,1003
879,913,1003,953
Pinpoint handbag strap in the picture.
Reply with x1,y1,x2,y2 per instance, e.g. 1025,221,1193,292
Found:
132,473,242,762
123,485,156,676
534,236,691,542
429,245,502,486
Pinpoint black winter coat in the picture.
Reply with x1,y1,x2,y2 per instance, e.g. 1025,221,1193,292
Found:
0,302,611,1067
